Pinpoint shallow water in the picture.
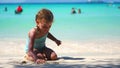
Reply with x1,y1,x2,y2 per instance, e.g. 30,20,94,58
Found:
0,3,120,41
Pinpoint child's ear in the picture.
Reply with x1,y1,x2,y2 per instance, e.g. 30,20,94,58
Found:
36,20,39,25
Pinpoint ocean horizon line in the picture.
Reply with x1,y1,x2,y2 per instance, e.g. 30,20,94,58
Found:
0,2,120,5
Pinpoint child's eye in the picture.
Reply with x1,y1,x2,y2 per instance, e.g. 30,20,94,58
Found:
43,25,50,29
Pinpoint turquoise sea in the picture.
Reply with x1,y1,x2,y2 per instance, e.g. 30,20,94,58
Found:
0,3,120,41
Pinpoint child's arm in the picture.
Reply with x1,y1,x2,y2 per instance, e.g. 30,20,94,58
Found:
47,32,61,46
28,29,38,62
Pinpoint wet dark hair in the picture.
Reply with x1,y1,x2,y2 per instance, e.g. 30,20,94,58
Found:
35,8,54,23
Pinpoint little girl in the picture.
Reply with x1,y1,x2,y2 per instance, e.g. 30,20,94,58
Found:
25,8,61,64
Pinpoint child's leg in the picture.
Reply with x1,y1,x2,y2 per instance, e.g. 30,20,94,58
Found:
43,47,57,60
25,49,45,62
37,53,46,59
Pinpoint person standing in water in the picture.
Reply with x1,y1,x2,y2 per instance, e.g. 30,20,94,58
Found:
78,8,81,14
15,5,23,14
71,8,76,14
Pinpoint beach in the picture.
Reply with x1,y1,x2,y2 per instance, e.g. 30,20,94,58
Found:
0,38,120,68
0,3,120,68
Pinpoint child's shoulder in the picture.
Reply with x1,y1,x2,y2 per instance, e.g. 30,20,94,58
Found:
29,28,36,33
28,27,37,37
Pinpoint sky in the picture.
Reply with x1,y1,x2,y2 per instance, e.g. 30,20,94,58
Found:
0,0,120,3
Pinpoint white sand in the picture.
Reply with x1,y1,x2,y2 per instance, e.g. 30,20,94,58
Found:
0,38,120,68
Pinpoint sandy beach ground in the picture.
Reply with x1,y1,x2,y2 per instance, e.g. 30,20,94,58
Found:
0,38,120,68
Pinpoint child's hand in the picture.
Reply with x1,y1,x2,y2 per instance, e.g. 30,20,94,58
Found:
35,59,45,64
55,40,61,46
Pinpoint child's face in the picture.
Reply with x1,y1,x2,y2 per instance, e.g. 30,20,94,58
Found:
37,19,52,32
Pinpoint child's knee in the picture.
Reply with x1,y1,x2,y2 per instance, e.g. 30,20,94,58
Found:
51,52,57,60
37,53,45,59
37,53,43,57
